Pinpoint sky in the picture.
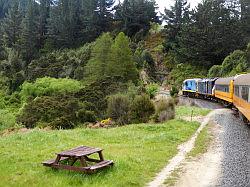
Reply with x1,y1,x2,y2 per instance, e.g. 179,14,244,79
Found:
156,0,201,14
115,0,202,14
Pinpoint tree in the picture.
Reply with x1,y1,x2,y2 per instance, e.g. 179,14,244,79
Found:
47,0,81,48
2,1,22,50
37,0,51,48
0,48,25,93
172,0,246,66
95,0,115,34
84,33,113,81
20,0,39,62
115,0,160,37
163,0,190,51
108,32,138,83
240,0,250,43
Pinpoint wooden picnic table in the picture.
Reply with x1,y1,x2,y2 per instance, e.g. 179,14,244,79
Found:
42,146,114,173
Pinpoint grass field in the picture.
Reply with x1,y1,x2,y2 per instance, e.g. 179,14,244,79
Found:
0,120,200,187
176,106,211,119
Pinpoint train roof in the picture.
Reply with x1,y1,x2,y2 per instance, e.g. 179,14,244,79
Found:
198,78,218,82
183,78,202,82
215,76,234,85
234,73,250,86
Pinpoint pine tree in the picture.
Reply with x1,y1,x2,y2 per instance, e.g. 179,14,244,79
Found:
20,0,39,62
84,33,113,81
240,0,250,42
0,48,25,93
95,0,115,33
175,0,246,66
163,0,190,51
115,0,159,37
2,1,22,50
37,0,51,48
108,32,138,82
47,0,81,48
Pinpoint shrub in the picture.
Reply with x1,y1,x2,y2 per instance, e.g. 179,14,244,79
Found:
0,109,16,131
170,86,179,97
208,65,222,78
27,43,93,81
77,109,97,123
153,98,175,123
167,63,206,88
107,94,131,125
130,94,155,123
146,83,159,98
208,49,248,77
17,95,83,129
20,77,82,101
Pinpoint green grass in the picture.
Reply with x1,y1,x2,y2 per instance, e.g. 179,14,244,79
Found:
188,125,211,157
164,123,212,187
0,120,199,187
164,167,182,187
176,106,211,118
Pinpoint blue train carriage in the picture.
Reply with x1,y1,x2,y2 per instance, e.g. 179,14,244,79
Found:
197,78,218,99
182,78,201,97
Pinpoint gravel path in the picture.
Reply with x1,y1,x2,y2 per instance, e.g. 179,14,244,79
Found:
215,110,250,187
173,97,250,187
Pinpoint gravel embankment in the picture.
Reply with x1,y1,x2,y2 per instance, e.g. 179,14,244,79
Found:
174,97,250,187
179,96,223,110
215,111,250,187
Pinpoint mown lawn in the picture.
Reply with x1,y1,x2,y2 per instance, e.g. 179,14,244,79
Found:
0,120,199,187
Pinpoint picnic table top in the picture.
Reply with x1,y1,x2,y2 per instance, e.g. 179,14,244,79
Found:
57,146,103,157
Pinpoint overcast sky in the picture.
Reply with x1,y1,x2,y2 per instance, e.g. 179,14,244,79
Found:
116,1,202,14
155,0,201,14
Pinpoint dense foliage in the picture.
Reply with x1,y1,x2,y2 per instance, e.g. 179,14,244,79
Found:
163,0,250,67
208,43,250,77
0,0,249,130
20,77,82,101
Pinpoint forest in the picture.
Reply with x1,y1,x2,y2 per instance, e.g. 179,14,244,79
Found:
0,0,249,130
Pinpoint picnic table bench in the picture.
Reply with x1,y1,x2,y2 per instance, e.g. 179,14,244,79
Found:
42,146,114,174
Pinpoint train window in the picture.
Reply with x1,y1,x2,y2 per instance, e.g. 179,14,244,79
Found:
216,85,229,92
241,86,249,101
249,88,250,103
234,86,239,97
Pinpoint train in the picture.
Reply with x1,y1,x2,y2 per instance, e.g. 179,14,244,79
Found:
182,73,250,123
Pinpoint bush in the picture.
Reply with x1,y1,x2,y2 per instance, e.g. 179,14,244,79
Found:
167,63,206,88
77,109,97,123
27,43,93,81
153,98,175,123
146,83,159,98
20,77,82,101
107,94,131,125
170,86,179,97
208,65,222,78
208,49,248,77
0,109,16,131
17,95,83,129
130,94,155,123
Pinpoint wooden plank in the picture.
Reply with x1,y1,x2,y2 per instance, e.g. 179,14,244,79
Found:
84,156,101,163
51,164,90,172
42,157,69,166
58,146,102,157
89,160,113,170
98,151,104,161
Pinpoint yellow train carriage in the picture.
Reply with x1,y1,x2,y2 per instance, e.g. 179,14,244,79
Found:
214,77,234,103
233,73,250,122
